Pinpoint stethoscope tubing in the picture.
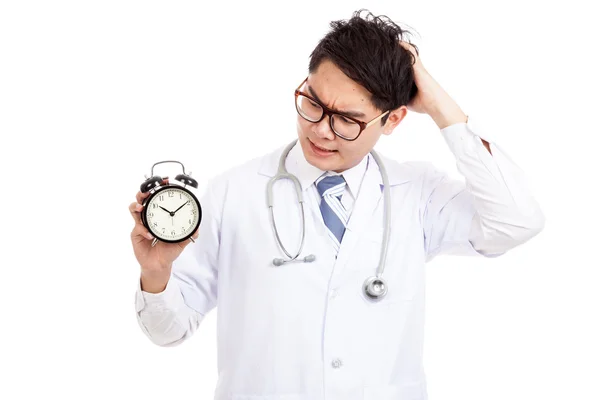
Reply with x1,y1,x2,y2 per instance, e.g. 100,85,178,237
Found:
267,139,391,300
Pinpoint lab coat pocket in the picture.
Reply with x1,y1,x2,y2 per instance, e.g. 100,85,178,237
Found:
363,381,425,400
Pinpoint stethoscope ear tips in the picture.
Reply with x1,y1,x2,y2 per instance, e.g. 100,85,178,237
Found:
363,276,388,301
272,254,316,266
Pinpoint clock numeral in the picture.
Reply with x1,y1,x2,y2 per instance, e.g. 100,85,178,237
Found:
153,222,158,227
149,212,154,218
181,227,186,233
168,191,174,198
191,209,197,215
152,203,157,209
171,230,176,236
186,200,190,205
159,195,164,201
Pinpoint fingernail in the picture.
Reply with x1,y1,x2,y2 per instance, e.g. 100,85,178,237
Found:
147,233,153,239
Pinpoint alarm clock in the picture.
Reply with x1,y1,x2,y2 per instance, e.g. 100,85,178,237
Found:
139,160,202,247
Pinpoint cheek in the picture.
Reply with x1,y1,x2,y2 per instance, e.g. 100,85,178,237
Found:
296,116,309,135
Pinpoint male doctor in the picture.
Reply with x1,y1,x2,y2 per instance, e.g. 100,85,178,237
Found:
129,10,544,400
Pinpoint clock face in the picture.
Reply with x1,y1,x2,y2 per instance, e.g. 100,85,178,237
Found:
143,186,201,242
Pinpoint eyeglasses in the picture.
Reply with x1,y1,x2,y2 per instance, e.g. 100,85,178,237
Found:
294,77,390,141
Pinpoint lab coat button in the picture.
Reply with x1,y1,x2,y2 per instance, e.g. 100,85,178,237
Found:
331,358,343,368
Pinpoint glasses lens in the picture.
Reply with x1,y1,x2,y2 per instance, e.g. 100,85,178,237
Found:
331,114,361,139
296,94,323,122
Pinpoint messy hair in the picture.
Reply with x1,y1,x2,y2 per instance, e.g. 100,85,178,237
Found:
309,9,419,125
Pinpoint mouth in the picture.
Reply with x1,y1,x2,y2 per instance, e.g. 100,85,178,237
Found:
308,139,337,156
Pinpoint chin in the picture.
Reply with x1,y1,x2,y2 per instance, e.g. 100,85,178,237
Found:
306,155,337,171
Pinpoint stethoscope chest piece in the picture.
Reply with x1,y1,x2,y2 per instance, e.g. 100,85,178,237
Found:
363,276,388,301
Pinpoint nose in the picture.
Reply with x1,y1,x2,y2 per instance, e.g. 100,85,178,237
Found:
312,115,335,140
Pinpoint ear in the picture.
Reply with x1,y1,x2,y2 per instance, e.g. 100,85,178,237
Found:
382,105,408,135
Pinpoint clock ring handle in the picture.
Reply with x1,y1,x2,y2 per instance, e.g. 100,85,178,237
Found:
141,160,198,193
150,160,188,176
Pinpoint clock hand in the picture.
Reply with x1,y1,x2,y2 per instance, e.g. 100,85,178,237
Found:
159,206,172,214
173,201,188,215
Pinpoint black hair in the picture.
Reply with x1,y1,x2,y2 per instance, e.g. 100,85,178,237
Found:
308,9,419,125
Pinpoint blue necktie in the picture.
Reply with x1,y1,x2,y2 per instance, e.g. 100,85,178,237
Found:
316,175,348,253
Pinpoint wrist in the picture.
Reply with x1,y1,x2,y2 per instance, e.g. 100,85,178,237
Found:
425,88,468,130
140,270,171,294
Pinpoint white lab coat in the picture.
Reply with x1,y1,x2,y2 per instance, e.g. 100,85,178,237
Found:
135,118,544,400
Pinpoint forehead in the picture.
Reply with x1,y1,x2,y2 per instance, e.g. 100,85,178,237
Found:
307,60,375,112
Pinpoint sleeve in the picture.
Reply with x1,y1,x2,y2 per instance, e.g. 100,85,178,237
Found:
133,179,221,347
422,116,545,262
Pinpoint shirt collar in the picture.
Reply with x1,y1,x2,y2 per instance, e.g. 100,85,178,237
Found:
286,140,371,196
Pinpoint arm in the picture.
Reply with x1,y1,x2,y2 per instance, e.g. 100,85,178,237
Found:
397,41,544,259
423,117,545,260
134,180,221,347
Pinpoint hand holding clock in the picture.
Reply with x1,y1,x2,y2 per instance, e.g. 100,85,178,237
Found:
129,179,200,293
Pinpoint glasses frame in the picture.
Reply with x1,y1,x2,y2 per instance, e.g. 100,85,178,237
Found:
294,77,390,141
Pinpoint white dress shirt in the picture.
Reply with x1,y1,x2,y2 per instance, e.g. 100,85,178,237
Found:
309,155,367,219
134,117,545,400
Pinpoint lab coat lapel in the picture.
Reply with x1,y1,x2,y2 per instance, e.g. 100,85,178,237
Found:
334,158,383,271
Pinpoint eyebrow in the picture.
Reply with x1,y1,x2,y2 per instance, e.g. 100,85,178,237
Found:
307,85,366,119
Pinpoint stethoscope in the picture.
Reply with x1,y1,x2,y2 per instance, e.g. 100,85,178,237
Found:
266,139,391,301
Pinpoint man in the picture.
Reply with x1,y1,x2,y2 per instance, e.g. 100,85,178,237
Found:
129,10,544,400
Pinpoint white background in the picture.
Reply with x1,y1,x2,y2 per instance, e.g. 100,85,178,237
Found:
1,0,598,399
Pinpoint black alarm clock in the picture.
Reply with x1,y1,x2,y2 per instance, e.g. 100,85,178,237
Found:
139,160,202,247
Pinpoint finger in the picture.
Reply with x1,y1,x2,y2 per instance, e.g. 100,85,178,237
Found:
129,202,144,225
131,223,155,241
399,41,418,59
136,178,169,204
136,191,150,205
